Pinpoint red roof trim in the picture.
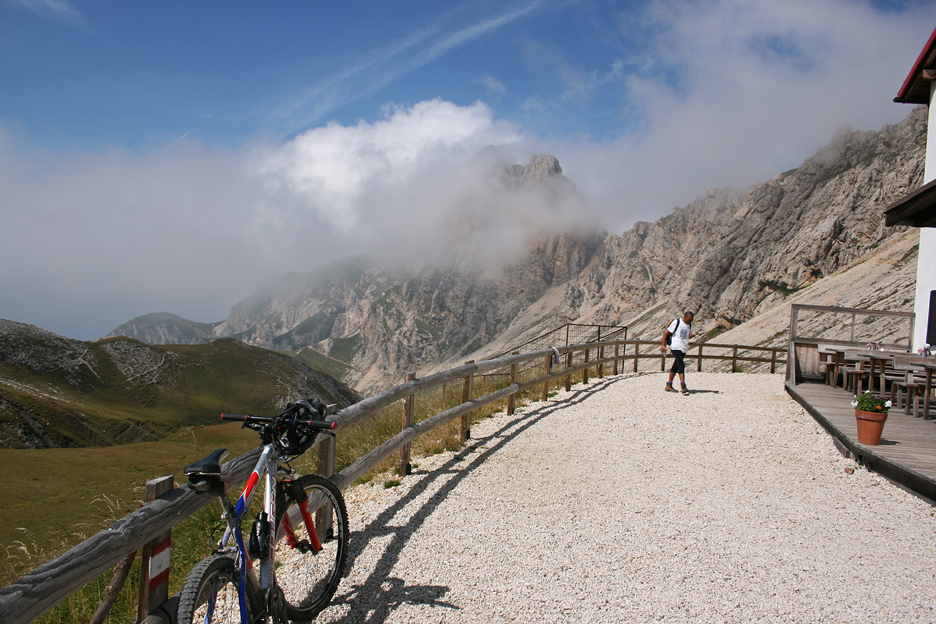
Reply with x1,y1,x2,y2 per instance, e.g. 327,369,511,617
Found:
896,26,936,103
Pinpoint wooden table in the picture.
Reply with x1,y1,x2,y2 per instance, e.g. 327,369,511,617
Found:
866,352,897,394
842,349,911,394
908,358,936,419
841,350,873,393
818,346,843,386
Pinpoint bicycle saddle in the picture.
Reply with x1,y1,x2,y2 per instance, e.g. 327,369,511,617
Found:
184,448,229,477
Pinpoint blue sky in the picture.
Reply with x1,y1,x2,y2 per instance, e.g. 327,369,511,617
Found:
3,0,640,148
1,0,933,339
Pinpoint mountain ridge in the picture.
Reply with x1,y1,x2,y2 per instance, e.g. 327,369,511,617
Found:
104,107,927,392
0,319,360,449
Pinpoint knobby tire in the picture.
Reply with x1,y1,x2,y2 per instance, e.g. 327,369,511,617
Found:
176,554,259,624
274,474,349,620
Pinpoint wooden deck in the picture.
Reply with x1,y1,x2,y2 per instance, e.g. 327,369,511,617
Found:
786,381,936,502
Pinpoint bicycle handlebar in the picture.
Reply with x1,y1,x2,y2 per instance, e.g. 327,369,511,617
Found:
221,412,336,430
219,399,337,458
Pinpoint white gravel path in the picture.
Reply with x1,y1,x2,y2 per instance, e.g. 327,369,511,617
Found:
318,372,936,624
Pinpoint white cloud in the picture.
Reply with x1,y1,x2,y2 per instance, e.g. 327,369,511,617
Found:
259,99,524,232
279,0,556,129
477,74,509,95
558,0,934,228
2,0,931,340
0,100,531,336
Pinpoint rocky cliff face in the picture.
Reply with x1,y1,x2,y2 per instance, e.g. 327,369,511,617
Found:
109,108,928,391
207,154,605,389
561,108,926,337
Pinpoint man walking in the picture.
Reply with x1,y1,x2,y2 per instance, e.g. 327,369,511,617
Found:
660,311,697,395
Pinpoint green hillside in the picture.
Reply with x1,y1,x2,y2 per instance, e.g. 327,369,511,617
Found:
0,320,362,585
0,322,360,449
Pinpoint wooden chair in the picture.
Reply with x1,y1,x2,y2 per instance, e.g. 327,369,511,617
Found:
818,360,838,386
843,363,870,394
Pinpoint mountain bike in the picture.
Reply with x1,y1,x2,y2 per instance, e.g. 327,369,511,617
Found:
177,398,349,624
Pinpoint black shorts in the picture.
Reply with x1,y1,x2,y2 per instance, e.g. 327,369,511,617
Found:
670,350,686,374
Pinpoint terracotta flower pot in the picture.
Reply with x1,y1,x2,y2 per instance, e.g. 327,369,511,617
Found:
855,409,887,445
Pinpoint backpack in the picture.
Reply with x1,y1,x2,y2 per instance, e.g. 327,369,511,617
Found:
665,318,681,346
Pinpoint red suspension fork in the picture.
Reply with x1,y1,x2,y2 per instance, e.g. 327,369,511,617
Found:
282,480,323,553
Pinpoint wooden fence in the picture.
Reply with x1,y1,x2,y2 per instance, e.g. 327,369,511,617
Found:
0,338,784,624
786,304,915,384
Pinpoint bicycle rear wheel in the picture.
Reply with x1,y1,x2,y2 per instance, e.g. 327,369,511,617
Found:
177,554,260,624
274,474,349,621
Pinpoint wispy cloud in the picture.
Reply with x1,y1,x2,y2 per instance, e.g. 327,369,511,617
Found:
7,0,84,25
477,73,509,95
280,0,559,130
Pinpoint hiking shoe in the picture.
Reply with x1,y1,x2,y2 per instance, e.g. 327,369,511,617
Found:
665,384,677,392
681,384,690,395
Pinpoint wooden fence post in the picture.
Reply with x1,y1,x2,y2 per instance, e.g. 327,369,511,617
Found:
597,345,604,379
315,432,337,540
507,357,518,415
770,348,777,374
583,348,590,384
461,362,474,441
565,352,573,391
318,433,336,478
613,343,620,376
634,342,639,373
137,475,174,623
400,372,415,476
697,344,703,372
732,346,738,373
542,354,551,402
660,346,666,372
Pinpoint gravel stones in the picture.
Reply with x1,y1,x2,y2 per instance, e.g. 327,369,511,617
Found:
317,373,936,623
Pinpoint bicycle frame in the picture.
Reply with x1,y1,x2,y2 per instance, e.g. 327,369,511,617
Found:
212,444,323,624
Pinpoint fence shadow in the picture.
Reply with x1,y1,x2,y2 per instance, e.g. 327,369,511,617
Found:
325,377,622,623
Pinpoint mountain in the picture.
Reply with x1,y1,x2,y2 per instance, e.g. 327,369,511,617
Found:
555,108,926,339
108,312,220,344
712,228,918,360
0,319,360,449
108,107,928,391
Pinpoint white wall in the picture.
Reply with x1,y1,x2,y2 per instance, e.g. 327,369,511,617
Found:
911,81,936,349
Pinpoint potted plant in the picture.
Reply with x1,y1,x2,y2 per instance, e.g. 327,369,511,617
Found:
851,391,890,445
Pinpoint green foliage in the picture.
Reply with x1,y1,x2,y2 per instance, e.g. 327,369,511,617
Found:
851,391,891,413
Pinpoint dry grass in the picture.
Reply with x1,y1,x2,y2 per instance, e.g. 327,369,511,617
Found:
2,360,587,623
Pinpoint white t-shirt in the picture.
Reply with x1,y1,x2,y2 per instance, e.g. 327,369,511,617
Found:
667,318,692,352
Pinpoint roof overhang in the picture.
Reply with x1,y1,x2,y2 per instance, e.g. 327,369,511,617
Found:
884,178,936,227
895,26,936,104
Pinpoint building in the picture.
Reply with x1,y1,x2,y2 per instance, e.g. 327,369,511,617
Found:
886,26,936,348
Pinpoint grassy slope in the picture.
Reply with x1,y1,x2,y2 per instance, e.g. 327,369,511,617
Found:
0,337,354,448
0,423,258,563
0,333,362,581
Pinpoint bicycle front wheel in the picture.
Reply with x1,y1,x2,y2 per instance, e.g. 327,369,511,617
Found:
177,554,260,624
274,474,349,621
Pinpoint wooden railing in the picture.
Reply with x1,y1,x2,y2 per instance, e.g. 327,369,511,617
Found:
786,304,915,384
0,338,784,624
